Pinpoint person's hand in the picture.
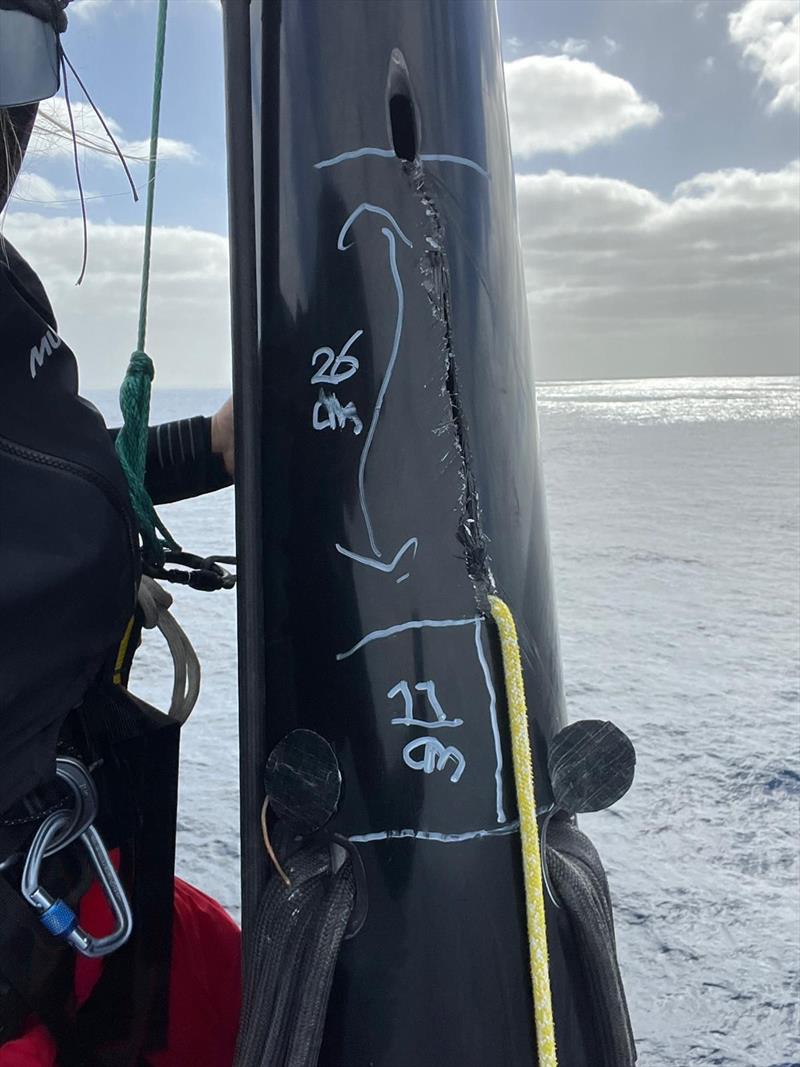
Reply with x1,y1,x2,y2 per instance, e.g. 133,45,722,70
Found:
211,395,235,477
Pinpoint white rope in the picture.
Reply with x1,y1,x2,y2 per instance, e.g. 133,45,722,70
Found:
137,575,201,724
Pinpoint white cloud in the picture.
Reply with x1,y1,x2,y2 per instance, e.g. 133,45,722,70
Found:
547,37,589,57
1,214,231,388
702,55,716,73
9,172,76,205
728,0,800,113
70,0,219,17
30,97,196,167
504,55,662,157
695,1,711,20
6,160,796,388
69,0,117,21
542,36,619,58
515,162,800,378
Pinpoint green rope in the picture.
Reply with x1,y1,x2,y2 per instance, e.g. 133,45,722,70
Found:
115,0,179,567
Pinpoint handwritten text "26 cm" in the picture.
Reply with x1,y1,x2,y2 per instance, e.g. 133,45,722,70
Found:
311,329,363,435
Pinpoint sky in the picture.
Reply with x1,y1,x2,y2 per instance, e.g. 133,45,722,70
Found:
2,0,799,385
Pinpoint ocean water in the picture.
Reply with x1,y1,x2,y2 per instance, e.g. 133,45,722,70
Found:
91,376,800,1067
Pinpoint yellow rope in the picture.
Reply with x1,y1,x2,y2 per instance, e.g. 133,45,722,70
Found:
489,595,558,1067
112,615,136,685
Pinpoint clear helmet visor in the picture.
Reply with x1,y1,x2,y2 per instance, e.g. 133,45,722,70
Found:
0,9,60,108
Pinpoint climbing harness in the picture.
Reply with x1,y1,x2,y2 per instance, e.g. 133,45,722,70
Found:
19,758,133,959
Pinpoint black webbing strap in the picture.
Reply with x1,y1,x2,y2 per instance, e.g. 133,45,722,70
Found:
0,683,179,1066
545,818,637,1067
68,684,180,1064
234,843,355,1067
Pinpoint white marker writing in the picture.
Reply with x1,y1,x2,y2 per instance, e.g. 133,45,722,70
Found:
388,680,463,728
403,736,466,783
313,389,363,435
311,329,362,386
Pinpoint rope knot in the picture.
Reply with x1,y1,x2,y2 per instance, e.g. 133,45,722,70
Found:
127,350,155,381
114,0,179,572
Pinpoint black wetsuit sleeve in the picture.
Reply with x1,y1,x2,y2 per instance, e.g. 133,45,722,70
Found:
109,416,233,505
4,241,232,505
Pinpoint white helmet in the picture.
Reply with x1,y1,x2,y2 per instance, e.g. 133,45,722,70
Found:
0,0,69,108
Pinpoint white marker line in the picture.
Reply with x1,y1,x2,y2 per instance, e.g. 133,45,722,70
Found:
474,618,507,825
390,717,463,729
336,616,480,661
314,146,489,180
419,153,489,179
349,820,520,844
360,227,404,556
315,147,396,168
335,206,413,559
335,537,418,574
337,203,412,251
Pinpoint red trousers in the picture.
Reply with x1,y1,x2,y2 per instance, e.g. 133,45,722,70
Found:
0,877,242,1067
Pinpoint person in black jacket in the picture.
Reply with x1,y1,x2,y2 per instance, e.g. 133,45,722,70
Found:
0,64,237,815
0,3,242,1063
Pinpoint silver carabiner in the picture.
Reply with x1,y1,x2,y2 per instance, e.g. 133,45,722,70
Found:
0,757,96,873
19,760,133,959
46,756,99,854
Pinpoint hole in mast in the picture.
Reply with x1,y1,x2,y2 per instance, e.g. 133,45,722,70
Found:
390,93,417,161
386,48,420,162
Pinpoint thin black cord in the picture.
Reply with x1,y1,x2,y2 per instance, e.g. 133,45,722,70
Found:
61,48,139,203
60,52,88,286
